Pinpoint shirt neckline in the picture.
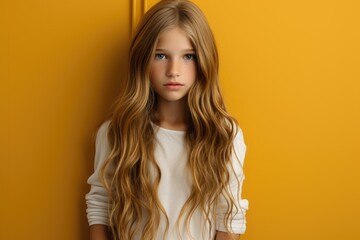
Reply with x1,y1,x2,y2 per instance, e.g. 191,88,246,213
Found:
152,123,186,134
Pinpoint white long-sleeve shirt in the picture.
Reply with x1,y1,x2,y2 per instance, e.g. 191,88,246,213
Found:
85,120,249,239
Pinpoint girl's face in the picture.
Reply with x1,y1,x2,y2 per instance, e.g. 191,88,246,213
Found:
149,27,197,104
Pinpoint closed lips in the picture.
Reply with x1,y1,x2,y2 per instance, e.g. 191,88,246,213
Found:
164,82,184,86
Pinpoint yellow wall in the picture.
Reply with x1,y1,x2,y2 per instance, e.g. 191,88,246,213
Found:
1,0,359,239
1,1,131,239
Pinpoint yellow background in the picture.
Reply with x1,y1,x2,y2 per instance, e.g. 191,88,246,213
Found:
1,0,359,239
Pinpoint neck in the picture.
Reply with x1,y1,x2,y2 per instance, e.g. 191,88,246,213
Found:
155,97,189,131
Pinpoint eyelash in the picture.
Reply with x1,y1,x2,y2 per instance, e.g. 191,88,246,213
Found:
154,53,196,60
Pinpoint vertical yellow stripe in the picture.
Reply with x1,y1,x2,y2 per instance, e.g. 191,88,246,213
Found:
131,0,137,34
131,0,147,34
143,0,147,14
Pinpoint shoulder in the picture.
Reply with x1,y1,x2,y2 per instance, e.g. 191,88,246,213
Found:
234,125,246,149
228,120,246,151
95,120,111,145
93,120,112,167
97,120,111,139
231,123,247,167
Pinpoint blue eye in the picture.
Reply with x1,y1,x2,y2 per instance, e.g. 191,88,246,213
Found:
155,53,166,60
184,54,196,60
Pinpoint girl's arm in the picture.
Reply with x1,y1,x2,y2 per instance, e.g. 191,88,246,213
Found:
215,127,248,237
216,231,240,240
86,121,112,239
90,224,110,240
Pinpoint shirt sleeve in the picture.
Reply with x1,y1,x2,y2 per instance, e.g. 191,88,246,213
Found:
85,120,111,226
216,126,249,234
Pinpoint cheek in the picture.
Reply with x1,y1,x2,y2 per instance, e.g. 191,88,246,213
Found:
149,64,162,81
149,70,154,83
149,65,157,84
189,64,197,81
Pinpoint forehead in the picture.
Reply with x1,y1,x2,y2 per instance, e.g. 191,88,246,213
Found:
156,27,194,51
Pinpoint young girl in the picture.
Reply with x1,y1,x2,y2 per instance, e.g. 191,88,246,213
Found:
86,0,248,239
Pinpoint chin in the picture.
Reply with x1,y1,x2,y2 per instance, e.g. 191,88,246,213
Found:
159,95,187,103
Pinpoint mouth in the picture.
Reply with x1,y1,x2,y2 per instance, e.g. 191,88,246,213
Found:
163,82,184,90
163,82,184,86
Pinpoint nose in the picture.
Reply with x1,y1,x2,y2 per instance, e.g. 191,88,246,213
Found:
166,59,180,78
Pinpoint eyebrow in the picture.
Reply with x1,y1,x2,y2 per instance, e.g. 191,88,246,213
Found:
155,48,195,52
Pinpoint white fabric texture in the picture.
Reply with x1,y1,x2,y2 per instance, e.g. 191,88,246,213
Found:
85,120,249,239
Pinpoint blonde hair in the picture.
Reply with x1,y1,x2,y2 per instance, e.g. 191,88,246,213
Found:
101,0,243,239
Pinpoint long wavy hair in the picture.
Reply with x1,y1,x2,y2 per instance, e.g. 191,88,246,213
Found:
101,0,242,239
